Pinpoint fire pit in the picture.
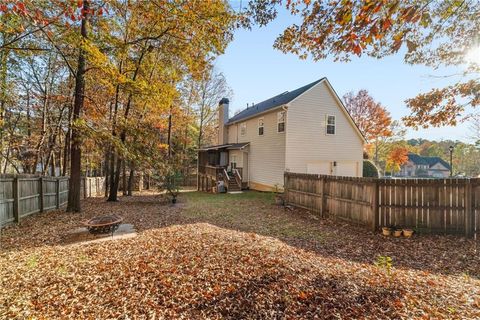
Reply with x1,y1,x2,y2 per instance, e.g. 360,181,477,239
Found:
83,214,123,235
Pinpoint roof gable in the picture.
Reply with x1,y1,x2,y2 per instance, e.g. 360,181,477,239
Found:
424,156,451,170
227,78,325,124
407,153,451,170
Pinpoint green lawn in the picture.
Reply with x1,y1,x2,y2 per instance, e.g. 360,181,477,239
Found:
182,191,327,243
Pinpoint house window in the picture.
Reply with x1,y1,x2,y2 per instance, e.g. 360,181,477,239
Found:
277,111,286,133
326,115,335,135
240,122,247,136
258,118,264,136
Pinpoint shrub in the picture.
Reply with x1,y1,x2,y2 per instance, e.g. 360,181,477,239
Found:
363,160,379,178
164,171,183,203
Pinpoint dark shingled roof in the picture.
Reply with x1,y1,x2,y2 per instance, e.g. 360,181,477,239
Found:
407,153,428,165
199,142,249,151
227,78,325,124
423,156,451,170
407,153,451,169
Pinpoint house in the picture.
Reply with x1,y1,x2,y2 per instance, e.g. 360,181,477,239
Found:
197,78,366,192
399,153,451,178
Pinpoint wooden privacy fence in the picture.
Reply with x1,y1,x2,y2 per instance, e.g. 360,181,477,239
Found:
284,173,479,238
0,176,106,228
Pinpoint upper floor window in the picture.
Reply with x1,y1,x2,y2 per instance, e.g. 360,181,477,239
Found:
277,111,286,133
240,122,247,136
326,115,335,135
258,118,264,136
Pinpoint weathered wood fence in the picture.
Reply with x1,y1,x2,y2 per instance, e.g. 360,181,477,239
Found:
0,176,106,228
284,173,479,238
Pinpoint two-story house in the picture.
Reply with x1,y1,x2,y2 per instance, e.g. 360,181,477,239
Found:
197,78,366,192
399,153,451,178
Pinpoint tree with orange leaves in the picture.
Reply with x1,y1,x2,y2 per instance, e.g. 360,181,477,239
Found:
343,89,392,141
246,1,479,128
385,146,409,176
343,89,392,167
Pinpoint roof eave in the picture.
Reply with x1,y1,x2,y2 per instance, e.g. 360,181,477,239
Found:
227,105,288,125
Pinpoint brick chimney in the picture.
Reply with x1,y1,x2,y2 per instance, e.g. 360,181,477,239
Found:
218,98,229,145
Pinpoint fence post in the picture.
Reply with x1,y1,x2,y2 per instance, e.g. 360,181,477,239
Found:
39,177,44,212
465,179,473,237
320,177,326,217
371,180,379,232
96,177,100,196
12,177,20,223
83,177,87,199
284,173,288,205
55,178,60,209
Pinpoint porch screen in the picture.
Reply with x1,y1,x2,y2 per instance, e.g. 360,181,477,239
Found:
220,152,228,166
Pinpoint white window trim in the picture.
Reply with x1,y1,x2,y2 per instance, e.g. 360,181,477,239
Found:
277,111,286,133
326,114,336,135
240,122,247,136
258,117,264,136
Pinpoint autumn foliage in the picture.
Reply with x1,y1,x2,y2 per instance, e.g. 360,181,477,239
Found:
386,146,409,174
343,89,392,142
246,0,480,128
0,0,236,209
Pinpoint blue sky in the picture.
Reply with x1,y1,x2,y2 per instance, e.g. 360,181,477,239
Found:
216,5,473,142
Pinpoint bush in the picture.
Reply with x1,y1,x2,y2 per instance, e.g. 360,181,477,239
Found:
164,171,183,203
363,160,379,178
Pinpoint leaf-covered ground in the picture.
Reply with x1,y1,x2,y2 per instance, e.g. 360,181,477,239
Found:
1,191,479,319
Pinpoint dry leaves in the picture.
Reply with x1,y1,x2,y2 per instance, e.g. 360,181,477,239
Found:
0,191,479,319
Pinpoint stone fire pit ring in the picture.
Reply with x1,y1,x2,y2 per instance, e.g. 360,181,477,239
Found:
83,214,123,235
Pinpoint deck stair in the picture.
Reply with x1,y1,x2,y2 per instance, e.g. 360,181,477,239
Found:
227,172,241,192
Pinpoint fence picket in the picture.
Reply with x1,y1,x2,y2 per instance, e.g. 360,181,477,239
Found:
285,172,478,237
0,176,106,228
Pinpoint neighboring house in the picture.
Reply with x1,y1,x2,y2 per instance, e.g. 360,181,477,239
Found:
399,153,451,178
197,78,366,192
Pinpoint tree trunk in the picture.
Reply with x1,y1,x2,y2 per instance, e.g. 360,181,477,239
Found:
167,105,173,158
122,160,127,195
67,0,89,212
112,156,122,200
104,148,110,197
107,81,121,201
127,164,134,196
107,150,119,201
107,48,145,200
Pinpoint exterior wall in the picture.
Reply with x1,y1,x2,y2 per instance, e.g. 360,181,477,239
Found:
285,81,364,177
228,149,249,182
399,161,449,178
228,149,243,168
400,161,417,177
428,163,450,178
226,108,286,189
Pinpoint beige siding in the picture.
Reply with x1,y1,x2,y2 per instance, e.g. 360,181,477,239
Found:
227,109,286,188
285,81,364,177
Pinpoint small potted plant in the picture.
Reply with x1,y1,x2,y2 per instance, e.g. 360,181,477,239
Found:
403,228,414,238
393,228,403,237
382,226,392,236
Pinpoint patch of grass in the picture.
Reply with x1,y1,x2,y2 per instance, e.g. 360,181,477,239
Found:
181,191,326,243
183,190,274,204
26,255,38,269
